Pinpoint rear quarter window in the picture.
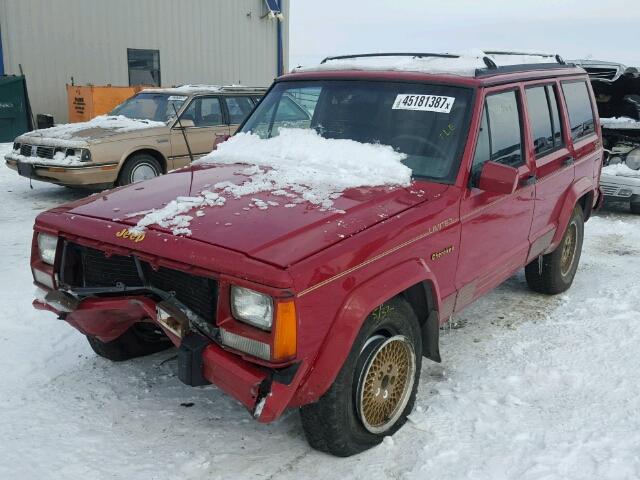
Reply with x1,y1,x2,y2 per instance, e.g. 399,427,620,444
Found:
561,81,596,141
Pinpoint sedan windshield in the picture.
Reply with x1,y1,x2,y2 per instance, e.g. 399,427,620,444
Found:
240,80,473,182
110,92,188,122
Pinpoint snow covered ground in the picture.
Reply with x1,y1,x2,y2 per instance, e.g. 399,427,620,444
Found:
1,142,640,479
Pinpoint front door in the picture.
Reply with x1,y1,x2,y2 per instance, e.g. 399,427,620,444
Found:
170,96,230,169
454,87,536,311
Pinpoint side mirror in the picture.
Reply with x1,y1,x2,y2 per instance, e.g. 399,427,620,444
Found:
213,134,230,150
175,118,195,128
478,161,519,195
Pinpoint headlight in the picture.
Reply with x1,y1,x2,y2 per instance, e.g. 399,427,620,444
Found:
625,148,640,170
80,149,91,162
230,286,273,330
37,233,58,265
65,148,76,158
13,142,20,151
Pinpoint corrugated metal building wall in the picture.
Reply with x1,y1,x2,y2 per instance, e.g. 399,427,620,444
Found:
0,0,289,122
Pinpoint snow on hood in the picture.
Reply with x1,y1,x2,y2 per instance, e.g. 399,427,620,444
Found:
20,115,166,148
601,117,640,130
129,128,411,236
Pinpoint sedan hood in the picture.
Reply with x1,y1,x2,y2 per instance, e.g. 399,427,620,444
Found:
64,164,445,267
18,116,166,148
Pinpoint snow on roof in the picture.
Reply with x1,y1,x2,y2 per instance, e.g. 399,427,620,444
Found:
142,84,263,95
601,117,640,130
293,50,561,77
129,128,411,236
19,115,165,148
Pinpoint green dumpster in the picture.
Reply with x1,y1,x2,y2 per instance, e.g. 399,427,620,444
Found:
0,75,32,142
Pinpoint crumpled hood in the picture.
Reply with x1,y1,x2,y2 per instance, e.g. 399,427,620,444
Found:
63,164,445,267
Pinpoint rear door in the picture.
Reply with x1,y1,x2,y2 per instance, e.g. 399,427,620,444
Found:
561,79,602,196
455,86,536,310
523,82,575,260
223,96,256,134
170,95,229,168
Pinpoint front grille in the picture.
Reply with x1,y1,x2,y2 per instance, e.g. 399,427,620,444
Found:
20,144,32,156
36,146,55,159
584,66,620,81
18,144,56,159
68,244,217,321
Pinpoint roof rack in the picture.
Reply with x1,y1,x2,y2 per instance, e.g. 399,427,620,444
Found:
299,51,576,78
320,52,498,70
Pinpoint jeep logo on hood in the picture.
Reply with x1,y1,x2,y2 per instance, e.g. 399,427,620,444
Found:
115,228,145,243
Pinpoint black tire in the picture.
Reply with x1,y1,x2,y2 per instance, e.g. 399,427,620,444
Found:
300,297,422,456
116,154,162,186
86,323,172,361
630,195,640,215
525,205,584,294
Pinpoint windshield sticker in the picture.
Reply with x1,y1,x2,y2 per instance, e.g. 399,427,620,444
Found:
392,94,455,113
168,95,188,102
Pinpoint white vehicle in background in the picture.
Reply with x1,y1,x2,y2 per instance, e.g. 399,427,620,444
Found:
574,59,640,213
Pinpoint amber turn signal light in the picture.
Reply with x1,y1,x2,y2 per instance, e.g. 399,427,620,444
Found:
272,300,297,361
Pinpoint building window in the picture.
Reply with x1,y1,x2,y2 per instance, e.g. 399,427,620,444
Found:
127,49,161,87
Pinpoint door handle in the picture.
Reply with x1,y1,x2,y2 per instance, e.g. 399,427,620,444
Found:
521,175,537,186
562,156,575,166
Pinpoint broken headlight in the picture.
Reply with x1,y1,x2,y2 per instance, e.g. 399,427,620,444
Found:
230,286,273,331
37,233,58,265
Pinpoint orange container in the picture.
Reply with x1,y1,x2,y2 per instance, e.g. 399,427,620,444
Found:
66,84,146,123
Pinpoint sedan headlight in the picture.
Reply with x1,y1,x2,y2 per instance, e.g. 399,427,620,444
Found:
37,233,58,265
230,286,273,330
13,142,20,152
625,147,640,170
80,149,92,162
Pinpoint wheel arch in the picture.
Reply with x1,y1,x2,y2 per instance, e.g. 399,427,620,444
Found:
293,258,442,405
548,176,595,252
121,148,168,174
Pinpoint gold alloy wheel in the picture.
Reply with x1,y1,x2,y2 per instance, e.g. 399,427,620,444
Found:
560,222,578,276
357,335,416,434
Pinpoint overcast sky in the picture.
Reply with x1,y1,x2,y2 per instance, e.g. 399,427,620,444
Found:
289,0,640,69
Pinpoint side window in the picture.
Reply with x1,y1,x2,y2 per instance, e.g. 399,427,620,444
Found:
471,108,490,183
225,96,254,124
470,90,524,186
547,86,563,147
180,97,223,127
525,86,554,156
561,81,596,141
199,97,223,126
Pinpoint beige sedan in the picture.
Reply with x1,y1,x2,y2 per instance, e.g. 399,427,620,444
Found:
5,85,265,187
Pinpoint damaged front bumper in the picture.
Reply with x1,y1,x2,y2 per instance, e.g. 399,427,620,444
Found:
33,289,305,422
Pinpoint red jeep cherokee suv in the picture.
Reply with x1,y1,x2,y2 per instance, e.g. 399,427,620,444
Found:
31,52,603,456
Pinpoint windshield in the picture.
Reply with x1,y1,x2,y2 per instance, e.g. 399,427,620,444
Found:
240,80,473,182
110,92,188,122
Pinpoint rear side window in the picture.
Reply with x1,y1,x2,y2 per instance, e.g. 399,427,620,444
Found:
525,85,565,156
470,90,524,185
225,96,254,124
562,81,596,141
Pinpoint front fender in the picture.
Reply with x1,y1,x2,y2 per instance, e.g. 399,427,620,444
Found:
548,176,595,252
292,257,441,405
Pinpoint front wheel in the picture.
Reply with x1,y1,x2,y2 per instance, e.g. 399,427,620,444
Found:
525,205,584,294
300,297,422,456
117,154,162,186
